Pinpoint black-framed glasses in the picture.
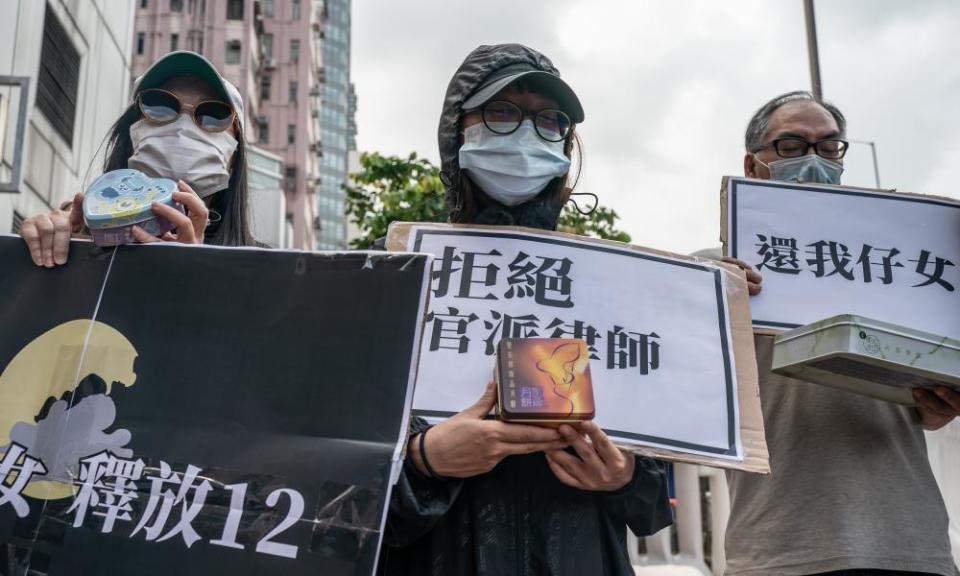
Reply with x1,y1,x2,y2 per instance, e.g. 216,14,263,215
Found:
137,88,236,133
476,100,572,142
760,137,849,160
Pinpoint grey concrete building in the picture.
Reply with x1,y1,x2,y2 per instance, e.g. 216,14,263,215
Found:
0,0,136,234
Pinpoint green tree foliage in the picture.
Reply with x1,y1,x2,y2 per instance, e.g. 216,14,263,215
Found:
345,151,632,248
556,204,632,243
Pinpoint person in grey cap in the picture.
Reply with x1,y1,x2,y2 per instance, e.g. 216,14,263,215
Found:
378,44,672,576
20,51,256,266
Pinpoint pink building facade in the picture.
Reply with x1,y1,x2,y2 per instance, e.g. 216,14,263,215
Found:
257,0,323,249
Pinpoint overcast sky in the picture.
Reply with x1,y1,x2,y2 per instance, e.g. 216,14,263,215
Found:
352,0,960,254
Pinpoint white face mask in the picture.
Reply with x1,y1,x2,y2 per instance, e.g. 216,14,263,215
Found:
128,116,239,198
755,153,844,185
458,120,571,207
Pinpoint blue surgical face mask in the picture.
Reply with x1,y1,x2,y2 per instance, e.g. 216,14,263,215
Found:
458,120,571,207
755,153,844,185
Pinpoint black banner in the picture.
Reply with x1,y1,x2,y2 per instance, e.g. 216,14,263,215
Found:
0,237,431,576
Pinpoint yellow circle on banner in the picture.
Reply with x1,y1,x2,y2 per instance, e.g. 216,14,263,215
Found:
0,320,138,500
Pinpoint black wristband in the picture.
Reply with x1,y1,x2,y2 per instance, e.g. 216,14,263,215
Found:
419,426,445,480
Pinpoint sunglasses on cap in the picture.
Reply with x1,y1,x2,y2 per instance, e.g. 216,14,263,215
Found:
137,88,236,133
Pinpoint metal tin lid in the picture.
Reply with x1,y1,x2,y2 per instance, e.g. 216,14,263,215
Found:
83,169,178,230
776,313,960,351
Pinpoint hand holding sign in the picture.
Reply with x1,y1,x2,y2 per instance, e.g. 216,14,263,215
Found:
721,257,763,296
412,382,570,479
19,192,84,267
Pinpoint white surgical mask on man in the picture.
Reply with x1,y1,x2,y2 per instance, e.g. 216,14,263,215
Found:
458,120,571,206
128,115,239,198
755,153,844,185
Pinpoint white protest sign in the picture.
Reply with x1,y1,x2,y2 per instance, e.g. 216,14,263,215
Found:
723,177,960,338
388,223,763,467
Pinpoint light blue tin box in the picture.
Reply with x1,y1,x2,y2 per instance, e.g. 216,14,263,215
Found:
83,169,182,246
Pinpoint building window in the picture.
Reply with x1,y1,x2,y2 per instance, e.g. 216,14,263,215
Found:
261,33,273,59
170,0,183,11
137,32,145,55
287,124,296,145
290,39,300,63
38,5,80,146
292,0,301,20
225,40,241,64
263,0,274,17
260,75,271,100
226,0,243,20
170,33,179,51
140,0,148,8
285,167,297,193
257,117,269,145
288,80,297,103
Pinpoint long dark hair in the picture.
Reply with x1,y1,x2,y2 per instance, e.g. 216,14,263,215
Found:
102,102,255,247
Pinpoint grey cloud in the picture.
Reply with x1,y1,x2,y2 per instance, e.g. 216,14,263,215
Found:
354,1,960,254
4,394,132,483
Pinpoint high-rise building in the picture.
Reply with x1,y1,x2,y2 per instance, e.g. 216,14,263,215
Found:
257,0,323,249
131,0,333,250
0,1,136,234
132,0,265,139
315,0,355,250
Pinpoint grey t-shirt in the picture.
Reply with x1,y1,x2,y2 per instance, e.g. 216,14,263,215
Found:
725,334,957,575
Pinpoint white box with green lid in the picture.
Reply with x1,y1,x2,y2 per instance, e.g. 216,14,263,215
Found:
771,314,960,405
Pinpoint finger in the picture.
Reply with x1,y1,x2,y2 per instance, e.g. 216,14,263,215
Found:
132,225,162,244
461,381,498,419
177,179,197,195
913,389,957,418
493,421,563,444
69,193,85,232
545,452,586,490
720,256,753,271
151,202,195,243
578,421,622,466
558,424,604,471
721,257,763,294
933,386,960,413
160,231,178,242
33,215,56,267
172,189,208,239
19,220,44,266
50,211,72,265
173,189,204,210
546,449,590,486
500,439,571,457
743,268,762,285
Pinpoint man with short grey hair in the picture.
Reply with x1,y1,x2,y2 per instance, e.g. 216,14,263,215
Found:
721,91,960,576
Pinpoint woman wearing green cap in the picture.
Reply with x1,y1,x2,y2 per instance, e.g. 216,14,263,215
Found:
19,51,256,265
378,44,672,576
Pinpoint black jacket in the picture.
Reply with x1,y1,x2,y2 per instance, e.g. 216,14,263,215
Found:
376,44,673,575
377,417,672,576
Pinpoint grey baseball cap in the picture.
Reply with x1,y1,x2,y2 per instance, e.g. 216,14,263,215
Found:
133,51,245,131
462,62,584,123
